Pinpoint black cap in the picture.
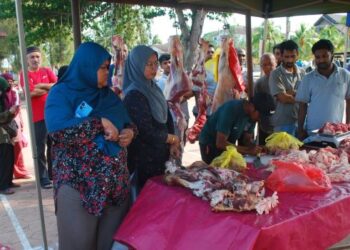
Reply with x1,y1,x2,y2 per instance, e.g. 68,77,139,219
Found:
251,92,275,116
26,46,41,54
159,53,170,63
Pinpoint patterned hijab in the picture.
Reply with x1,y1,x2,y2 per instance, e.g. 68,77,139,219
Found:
123,45,168,124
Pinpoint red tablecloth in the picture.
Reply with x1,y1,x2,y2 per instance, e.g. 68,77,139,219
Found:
114,176,350,250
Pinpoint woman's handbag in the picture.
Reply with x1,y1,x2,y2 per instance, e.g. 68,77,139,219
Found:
3,119,18,138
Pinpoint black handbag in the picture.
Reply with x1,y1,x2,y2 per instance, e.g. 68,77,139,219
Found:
3,119,18,138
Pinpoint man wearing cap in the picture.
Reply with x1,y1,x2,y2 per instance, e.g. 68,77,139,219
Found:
199,92,275,164
296,39,350,140
20,46,57,189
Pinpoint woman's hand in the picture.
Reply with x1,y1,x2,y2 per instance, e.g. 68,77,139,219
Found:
9,105,20,116
170,144,181,159
101,118,119,141
118,128,134,147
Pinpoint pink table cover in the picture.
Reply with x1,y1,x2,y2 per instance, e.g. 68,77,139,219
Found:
114,176,350,250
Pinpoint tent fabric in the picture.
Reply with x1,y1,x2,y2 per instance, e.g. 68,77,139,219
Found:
114,175,350,250
99,0,350,18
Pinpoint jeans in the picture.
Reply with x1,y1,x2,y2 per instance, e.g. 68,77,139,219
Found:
34,120,51,186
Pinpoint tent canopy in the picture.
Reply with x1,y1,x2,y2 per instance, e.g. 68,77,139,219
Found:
99,0,350,18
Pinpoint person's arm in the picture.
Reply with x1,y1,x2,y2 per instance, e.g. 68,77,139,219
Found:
35,83,55,91
30,88,48,97
0,110,15,125
124,90,176,145
215,131,229,150
275,92,295,104
297,102,308,140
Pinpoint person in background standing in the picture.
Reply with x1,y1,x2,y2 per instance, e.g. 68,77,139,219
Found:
254,53,277,145
273,44,282,67
269,40,305,136
296,39,350,140
0,77,20,195
1,73,30,179
156,53,171,92
20,46,57,189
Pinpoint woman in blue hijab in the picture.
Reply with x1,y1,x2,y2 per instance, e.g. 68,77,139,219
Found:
45,42,135,250
123,45,180,190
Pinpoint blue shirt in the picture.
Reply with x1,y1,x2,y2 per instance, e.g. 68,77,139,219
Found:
156,73,168,92
296,64,350,134
199,100,255,147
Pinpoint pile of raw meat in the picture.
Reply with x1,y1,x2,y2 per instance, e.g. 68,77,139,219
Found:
164,161,278,215
319,122,350,135
274,147,350,182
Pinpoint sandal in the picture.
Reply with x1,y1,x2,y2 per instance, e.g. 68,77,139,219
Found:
0,188,15,195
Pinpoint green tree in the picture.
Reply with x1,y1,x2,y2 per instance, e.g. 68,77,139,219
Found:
0,18,21,71
291,24,318,60
252,20,284,58
319,25,344,52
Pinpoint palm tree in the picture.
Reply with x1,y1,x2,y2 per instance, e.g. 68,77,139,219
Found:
291,24,318,60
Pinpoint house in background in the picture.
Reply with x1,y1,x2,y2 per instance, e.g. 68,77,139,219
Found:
0,30,7,39
314,14,347,34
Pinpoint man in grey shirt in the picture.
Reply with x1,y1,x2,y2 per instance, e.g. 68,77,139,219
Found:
269,40,305,136
296,39,350,139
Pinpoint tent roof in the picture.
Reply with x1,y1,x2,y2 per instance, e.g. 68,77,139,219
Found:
100,0,350,18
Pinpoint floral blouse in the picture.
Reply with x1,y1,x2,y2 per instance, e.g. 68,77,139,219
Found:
49,118,129,216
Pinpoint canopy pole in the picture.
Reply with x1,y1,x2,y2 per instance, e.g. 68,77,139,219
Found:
14,0,49,249
245,10,253,98
71,0,82,50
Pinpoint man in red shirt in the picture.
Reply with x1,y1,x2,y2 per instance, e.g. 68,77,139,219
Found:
20,46,57,189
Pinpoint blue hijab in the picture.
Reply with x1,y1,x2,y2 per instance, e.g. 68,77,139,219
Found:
123,45,168,124
45,42,131,156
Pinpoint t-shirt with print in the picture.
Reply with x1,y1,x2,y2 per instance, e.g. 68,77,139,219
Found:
20,67,57,122
269,65,305,127
296,64,350,134
199,100,255,147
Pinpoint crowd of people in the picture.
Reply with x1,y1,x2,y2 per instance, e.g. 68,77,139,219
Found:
0,36,350,249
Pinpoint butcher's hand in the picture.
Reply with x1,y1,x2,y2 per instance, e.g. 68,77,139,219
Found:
101,118,119,142
167,134,180,145
118,128,134,147
170,144,181,159
247,145,263,156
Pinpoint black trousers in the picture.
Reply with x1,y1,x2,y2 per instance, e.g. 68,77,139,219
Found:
0,143,14,191
199,143,223,164
34,120,50,185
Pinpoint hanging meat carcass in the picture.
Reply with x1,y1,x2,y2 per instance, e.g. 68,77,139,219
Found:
164,35,193,103
187,39,210,143
164,36,193,150
211,36,245,113
111,35,127,96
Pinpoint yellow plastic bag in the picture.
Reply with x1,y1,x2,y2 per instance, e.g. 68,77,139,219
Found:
265,132,303,153
210,145,246,171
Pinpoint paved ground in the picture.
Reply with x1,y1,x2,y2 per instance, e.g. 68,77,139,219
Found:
1,102,350,250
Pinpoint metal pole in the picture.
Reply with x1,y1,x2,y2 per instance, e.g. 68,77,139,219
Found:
343,26,349,69
286,17,291,39
245,11,253,98
71,0,82,50
14,0,49,249
262,18,268,54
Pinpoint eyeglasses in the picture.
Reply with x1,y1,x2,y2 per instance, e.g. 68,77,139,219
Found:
145,61,159,68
